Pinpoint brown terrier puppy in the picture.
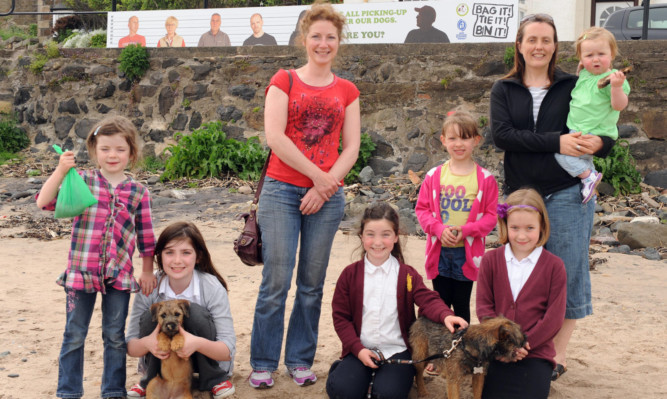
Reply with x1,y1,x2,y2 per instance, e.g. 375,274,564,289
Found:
409,316,526,399
146,299,193,399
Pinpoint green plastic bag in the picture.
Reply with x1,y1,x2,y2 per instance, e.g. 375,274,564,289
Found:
52,145,98,219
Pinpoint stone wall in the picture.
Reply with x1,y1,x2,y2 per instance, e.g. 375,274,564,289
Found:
0,41,665,180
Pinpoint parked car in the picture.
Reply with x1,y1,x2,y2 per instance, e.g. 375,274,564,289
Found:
603,3,667,40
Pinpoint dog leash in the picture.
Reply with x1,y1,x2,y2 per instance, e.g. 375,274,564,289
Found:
365,335,464,398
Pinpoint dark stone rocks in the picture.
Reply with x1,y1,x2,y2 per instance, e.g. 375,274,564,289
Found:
644,170,667,190
75,118,97,139
641,110,666,140
229,85,256,101
158,86,175,116
150,72,163,86
183,84,208,101
93,81,115,99
14,87,30,105
407,127,420,140
189,111,202,131
404,152,428,173
368,131,393,158
368,158,400,177
162,58,183,69
191,65,213,81
119,79,132,92
79,101,88,113
54,116,75,139
217,105,243,122
34,130,49,144
617,124,638,139
168,69,180,83
222,125,245,141
89,65,114,76
171,113,188,131
148,129,171,143
61,64,87,80
26,102,47,124
476,60,506,77
139,85,158,98
96,103,111,114
58,98,80,114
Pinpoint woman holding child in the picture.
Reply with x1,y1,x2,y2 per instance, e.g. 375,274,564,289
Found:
248,1,361,389
489,14,616,381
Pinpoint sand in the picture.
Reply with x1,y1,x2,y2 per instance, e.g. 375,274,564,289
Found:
0,220,665,399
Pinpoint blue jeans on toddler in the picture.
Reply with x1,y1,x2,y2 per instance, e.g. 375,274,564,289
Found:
57,285,130,398
554,131,597,178
250,177,345,372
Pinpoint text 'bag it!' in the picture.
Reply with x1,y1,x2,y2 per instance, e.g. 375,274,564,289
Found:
52,144,98,219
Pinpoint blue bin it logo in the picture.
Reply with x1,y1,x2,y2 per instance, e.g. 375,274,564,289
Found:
457,19,467,31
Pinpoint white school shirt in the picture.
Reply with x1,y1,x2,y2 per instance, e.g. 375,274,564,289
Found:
504,244,543,301
359,254,407,358
159,271,201,305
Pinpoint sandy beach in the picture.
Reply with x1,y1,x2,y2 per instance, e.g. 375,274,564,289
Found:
0,214,665,399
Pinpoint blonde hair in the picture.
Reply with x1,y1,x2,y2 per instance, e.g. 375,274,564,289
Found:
86,115,141,169
165,16,178,28
575,26,618,59
497,188,550,247
297,1,346,45
441,110,481,140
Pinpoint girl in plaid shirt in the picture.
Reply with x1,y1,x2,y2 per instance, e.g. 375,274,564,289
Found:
36,115,156,399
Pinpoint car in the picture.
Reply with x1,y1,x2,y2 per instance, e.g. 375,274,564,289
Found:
603,3,667,40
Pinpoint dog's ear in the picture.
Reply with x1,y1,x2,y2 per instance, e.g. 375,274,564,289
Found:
177,300,190,319
150,303,162,322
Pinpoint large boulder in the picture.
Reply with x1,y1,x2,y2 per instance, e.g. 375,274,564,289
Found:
616,222,667,249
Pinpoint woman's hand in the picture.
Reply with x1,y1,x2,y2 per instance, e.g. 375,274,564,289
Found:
560,132,604,157
357,348,380,369
145,324,170,360
444,315,468,333
174,326,200,359
300,187,325,215
312,171,340,201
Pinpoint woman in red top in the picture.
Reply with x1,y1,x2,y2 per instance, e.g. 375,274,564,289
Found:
248,2,361,389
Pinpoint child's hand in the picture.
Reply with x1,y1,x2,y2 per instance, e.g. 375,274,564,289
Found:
576,61,584,76
174,326,200,359
609,70,627,88
357,348,380,369
513,342,530,361
138,272,157,296
145,324,170,360
444,315,468,333
440,227,460,247
55,151,76,176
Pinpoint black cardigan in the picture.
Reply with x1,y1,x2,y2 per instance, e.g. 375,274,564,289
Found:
490,69,615,196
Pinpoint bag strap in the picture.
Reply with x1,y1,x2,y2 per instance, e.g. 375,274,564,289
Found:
253,70,293,205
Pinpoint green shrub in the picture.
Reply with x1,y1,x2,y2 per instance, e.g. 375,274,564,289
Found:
0,24,34,41
0,117,29,153
162,121,268,181
341,132,376,184
29,40,60,74
138,155,166,173
29,24,38,37
119,44,150,82
90,33,107,48
504,46,515,70
593,139,642,196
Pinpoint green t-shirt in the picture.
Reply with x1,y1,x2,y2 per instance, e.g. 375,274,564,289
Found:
566,69,631,139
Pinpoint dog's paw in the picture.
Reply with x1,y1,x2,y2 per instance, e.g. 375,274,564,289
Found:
171,333,185,351
157,333,171,352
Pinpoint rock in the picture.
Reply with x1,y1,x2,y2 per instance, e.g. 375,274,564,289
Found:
58,98,80,114
61,64,86,80
368,158,399,177
658,195,667,205
162,58,183,69
171,113,188,131
148,129,171,143
34,130,49,144
642,248,661,261
79,101,88,113
89,65,114,76
398,212,418,235
25,102,47,124
476,60,506,76
158,87,175,116
168,189,197,200
216,105,243,122
371,187,385,194
404,152,428,173
597,181,615,197
189,111,202,131
96,103,112,114
27,177,41,184
54,116,75,139
168,69,180,83
191,64,213,81
643,170,667,190
93,81,115,99
590,235,619,246
147,177,160,185
641,110,666,140
617,124,638,139
238,185,252,195
229,85,256,101
616,222,667,249
359,189,374,197
407,127,420,140
183,84,208,100
75,118,97,139
8,374,19,378
630,216,660,224
118,79,132,92
14,87,30,105
139,85,158,98
608,245,631,254
150,72,163,85
0,351,9,358
395,198,413,211
358,166,374,184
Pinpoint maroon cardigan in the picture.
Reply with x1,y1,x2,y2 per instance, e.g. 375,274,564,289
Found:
476,246,567,368
332,259,454,359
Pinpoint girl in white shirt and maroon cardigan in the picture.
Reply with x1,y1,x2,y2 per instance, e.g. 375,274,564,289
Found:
327,202,467,399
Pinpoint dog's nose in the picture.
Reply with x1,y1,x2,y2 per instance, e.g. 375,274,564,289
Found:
166,322,177,331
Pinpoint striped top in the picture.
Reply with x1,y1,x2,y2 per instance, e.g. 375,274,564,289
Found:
40,170,155,293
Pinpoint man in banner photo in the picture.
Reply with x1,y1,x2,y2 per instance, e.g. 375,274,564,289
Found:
118,16,146,47
198,13,231,47
243,13,277,46
404,5,450,43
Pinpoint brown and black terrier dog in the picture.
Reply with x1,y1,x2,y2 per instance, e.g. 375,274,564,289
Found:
146,299,193,399
409,316,526,399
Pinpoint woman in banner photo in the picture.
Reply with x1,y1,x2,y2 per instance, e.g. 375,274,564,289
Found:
248,1,361,390
489,13,616,382
158,16,185,48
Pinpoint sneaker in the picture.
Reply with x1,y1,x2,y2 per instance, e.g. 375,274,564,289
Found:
286,366,317,386
581,171,603,204
212,380,235,398
127,383,145,398
248,370,274,389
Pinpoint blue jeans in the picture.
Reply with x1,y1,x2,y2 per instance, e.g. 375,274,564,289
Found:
554,153,595,178
251,177,345,371
544,184,594,319
57,286,130,398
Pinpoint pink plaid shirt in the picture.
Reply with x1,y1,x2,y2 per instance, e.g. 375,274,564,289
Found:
38,170,155,293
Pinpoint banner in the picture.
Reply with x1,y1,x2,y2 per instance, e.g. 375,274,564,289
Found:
107,1,518,48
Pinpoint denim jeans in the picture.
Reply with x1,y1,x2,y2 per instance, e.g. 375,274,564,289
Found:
544,184,594,319
251,177,345,371
554,153,595,178
57,286,130,398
